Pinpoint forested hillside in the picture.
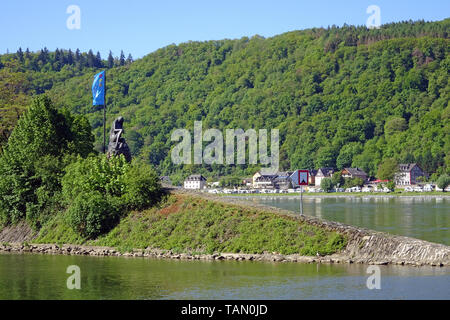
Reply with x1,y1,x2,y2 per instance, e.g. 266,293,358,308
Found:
0,48,132,148
1,19,449,182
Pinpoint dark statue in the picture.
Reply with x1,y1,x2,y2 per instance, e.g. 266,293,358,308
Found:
107,116,132,162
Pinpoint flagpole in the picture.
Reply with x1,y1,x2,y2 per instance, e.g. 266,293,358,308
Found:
103,71,106,154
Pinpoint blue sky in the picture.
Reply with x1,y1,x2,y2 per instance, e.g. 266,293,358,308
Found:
1,0,448,59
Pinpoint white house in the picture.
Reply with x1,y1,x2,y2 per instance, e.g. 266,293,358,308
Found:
252,172,277,189
315,167,335,187
394,163,427,186
184,174,207,190
341,167,368,182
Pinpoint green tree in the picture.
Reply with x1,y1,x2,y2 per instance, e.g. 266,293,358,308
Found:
436,174,450,192
377,158,398,181
119,50,125,66
384,117,407,136
387,181,396,191
331,172,344,187
107,51,114,68
320,178,333,192
0,96,94,226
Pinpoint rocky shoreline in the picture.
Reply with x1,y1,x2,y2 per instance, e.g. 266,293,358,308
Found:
0,241,448,267
1,190,449,267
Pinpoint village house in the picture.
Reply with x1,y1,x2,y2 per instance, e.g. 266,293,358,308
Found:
273,171,294,190
394,163,427,186
315,167,335,187
308,169,317,185
184,174,207,190
252,171,277,188
341,167,368,182
252,171,294,189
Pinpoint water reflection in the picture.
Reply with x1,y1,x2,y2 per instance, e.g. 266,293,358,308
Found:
0,253,448,300
243,196,450,245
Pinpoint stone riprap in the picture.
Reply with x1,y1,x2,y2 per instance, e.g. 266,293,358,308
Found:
0,190,448,266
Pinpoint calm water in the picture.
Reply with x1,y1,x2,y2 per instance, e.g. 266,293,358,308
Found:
0,253,449,300
239,196,450,245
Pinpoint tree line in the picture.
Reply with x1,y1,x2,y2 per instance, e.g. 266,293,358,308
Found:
4,47,133,72
1,19,449,184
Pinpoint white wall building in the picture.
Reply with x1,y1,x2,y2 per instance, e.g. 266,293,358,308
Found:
315,168,335,187
394,163,427,186
184,174,207,190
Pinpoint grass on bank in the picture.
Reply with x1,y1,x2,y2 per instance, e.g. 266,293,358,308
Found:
34,194,346,256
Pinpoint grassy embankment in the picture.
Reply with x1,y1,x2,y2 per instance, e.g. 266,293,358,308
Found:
34,194,346,256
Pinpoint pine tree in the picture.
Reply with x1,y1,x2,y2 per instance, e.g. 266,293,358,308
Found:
16,47,24,62
59,49,66,65
54,49,62,71
107,51,114,68
126,53,133,64
95,51,102,68
119,50,125,66
25,48,31,60
67,49,74,65
87,49,95,68
75,48,81,62
38,47,49,65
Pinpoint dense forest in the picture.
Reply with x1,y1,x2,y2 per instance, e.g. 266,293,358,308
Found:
1,19,449,184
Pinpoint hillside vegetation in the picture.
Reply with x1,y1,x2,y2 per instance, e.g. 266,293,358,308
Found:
35,193,347,256
1,19,449,182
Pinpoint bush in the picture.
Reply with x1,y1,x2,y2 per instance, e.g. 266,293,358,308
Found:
62,154,129,203
436,174,450,191
66,192,119,239
121,162,163,210
387,181,396,191
344,177,364,188
61,155,163,237
320,178,333,192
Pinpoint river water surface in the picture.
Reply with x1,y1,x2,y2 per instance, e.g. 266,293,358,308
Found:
238,196,450,245
0,253,449,299
1,196,449,300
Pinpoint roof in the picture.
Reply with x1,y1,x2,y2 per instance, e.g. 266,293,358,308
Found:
317,167,334,177
372,179,388,183
309,169,318,176
398,163,418,172
276,171,293,177
185,174,206,181
255,175,276,182
343,167,368,176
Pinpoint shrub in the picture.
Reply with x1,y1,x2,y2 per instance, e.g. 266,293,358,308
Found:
62,154,129,203
61,155,163,237
121,162,163,210
320,178,333,192
66,192,119,239
436,174,450,191
387,181,396,191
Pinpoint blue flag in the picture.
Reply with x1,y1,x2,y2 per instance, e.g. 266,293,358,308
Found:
92,71,105,105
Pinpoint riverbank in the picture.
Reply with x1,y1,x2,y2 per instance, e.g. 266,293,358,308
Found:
0,190,449,267
219,192,450,198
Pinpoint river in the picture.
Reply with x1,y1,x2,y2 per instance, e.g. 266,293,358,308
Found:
1,196,449,300
237,196,450,245
0,253,449,299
